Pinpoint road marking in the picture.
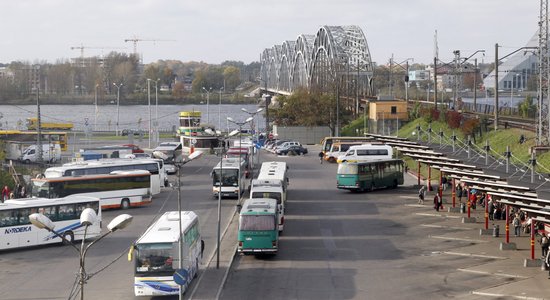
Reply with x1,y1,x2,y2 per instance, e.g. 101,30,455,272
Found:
416,212,461,219
472,291,541,300
444,251,506,259
459,268,529,279
429,235,489,243
421,224,472,230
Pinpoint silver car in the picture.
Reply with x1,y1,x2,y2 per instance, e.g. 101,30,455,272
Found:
165,164,177,175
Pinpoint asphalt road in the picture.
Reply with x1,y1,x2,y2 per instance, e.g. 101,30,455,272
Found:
219,149,517,300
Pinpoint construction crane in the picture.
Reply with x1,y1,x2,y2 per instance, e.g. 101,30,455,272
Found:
538,0,549,145
123,37,176,55
70,44,125,58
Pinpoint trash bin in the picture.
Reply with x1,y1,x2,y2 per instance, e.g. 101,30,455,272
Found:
460,202,466,213
493,224,500,237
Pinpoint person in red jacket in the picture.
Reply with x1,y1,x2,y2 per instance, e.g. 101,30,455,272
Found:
1,186,10,202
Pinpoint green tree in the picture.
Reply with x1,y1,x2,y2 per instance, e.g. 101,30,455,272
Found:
223,66,241,91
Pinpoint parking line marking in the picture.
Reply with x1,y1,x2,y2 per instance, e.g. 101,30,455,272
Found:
459,268,529,279
444,251,507,259
472,291,541,300
421,224,472,230
416,212,461,219
429,235,489,243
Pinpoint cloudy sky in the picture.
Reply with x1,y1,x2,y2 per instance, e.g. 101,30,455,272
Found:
0,0,540,65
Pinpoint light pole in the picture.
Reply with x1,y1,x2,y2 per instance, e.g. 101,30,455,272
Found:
202,87,212,125
29,210,133,300
94,84,99,132
218,87,224,130
227,116,253,206
241,108,263,169
205,129,238,269
148,78,160,146
511,73,520,107
147,79,152,148
113,83,123,136
173,150,203,299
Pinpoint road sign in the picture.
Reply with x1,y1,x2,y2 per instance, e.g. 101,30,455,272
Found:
191,138,197,145
173,269,189,286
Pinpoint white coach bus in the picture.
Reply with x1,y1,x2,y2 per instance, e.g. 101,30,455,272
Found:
130,211,202,297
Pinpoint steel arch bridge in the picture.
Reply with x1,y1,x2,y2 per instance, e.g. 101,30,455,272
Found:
260,25,374,96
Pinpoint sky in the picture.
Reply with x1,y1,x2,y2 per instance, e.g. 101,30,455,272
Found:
0,0,541,65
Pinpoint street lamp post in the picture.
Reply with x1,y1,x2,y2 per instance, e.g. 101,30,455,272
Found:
94,84,99,132
147,79,152,148
148,78,160,146
219,87,224,130
241,108,263,169
29,210,133,300
113,83,123,136
205,129,238,269
202,87,212,125
227,116,254,206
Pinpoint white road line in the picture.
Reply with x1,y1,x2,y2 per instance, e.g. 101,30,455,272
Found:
472,291,542,300
444,251,507,260
421,224,472,230
429,235,489,243
458,268,528,278
416,212,461,219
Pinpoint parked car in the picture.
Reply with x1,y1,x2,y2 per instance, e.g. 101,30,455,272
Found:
121,129,146,136
276,145,308,155
165,164,177,175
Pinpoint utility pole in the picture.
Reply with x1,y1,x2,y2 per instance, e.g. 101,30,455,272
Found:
453,50,461,109
36,86,43,164
473,58,478,112
434,57,438,110
494,43,499,131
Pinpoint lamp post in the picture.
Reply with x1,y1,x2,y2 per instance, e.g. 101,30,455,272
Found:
218,87,224,130
227,116,254,206
205,129,238,270
94,84,99,132
148,78,160,146
113,83,123,136
147,79,152,148
29,210,133,300
202,87,212,125
511,73,520,108
173,150,203,299
241,108,263,169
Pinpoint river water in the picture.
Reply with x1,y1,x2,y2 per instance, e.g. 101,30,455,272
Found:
0,104,266,132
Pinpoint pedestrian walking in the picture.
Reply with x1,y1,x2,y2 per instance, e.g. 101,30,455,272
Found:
318,152,324,164
513,213,521,237
1,185,10,203
434,193,442,212
441,176,447,191
488,199,494,221
541,233,549,259
418,186,426,204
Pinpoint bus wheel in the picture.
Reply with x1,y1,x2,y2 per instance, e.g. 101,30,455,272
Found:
392,179,398,188
121,199,130,209
328,157,336,163
369,183,375,192
194,259,199,278
62,231,74,244
24,159,31,164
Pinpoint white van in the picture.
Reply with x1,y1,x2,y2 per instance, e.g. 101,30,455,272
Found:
20,144,61,163
336,143,393,163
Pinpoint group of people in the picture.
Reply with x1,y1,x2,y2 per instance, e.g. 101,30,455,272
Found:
417,185,444,211
1,184,27,202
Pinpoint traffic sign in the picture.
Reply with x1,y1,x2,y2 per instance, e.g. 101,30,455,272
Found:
173,269,189,286
191,138,197,145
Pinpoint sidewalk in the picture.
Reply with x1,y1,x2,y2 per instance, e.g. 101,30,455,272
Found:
189,211,239,300
418,177,550,300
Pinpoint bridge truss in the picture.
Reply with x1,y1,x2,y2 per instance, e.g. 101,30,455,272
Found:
260,25,374,100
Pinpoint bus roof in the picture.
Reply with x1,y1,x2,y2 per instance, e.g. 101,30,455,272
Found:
258,161,288,182
136,211,198,244
241,198,277,215
213,157,243,169
2,195,100,208
34,170,151,182
338,158,403,166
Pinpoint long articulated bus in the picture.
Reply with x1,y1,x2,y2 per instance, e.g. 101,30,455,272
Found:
44,158,167,193
238,198,279,255
320,136,374,155
337,159,405,192
211,157,247,198
0,196,101,250
31,170,152,210
131,211,202,297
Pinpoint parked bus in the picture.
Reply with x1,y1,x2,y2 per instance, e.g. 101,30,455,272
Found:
324,141,365,163
0,130,69,151
238,198,279,255
226,147,251,178
257,161,289,192
0,196,101,250
320,136,374,154
250,179,285,231
336,143,393,163
44,158,166,192
131,211,201,297
31,170,152,210
211,157,247,198
337,159,404,192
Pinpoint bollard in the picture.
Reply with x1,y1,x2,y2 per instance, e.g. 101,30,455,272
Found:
460,202,466,213
493,224,500,237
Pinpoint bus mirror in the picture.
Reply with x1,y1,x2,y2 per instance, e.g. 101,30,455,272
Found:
128,245,134,261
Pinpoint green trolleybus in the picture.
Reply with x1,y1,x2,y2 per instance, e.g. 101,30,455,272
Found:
337,159,404,192
238,198,279,255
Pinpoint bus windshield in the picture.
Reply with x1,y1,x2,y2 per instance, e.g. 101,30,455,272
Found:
337,164,359,175
239,215,276,231
212,169,239,186
135,243,175,275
